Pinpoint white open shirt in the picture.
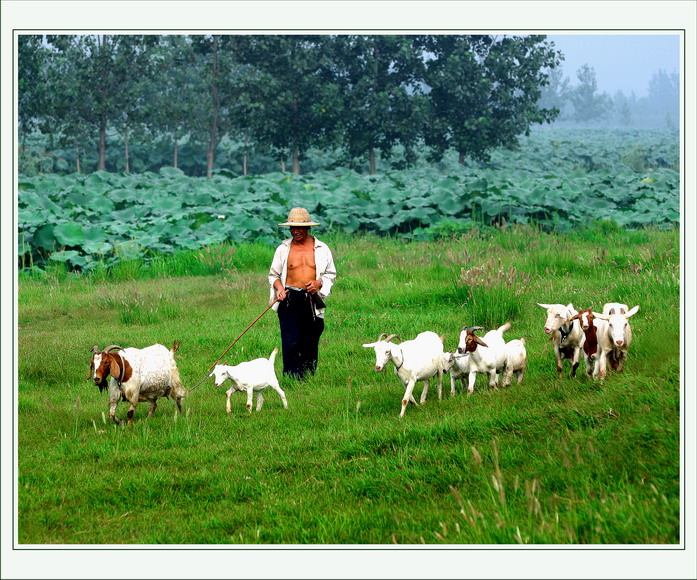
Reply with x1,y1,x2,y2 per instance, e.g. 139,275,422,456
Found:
268,237,337,319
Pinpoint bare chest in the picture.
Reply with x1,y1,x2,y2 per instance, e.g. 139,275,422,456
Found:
288,244,316,270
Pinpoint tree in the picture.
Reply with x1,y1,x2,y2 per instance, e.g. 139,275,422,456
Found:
537,66,570,118
421,35,561,164
647,69,679,129
139,36,201,169
234,35,342,174
43,35,153,171
332,35,427,174
17,35,48,138
568,64,613,124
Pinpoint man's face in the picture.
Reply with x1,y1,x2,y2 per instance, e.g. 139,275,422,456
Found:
290,226,310,243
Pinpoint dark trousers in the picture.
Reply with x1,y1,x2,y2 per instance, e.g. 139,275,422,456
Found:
277,288,325,379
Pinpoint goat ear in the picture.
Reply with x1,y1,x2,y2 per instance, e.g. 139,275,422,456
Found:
109,355,121,381
474,336,489,348
625,305,640,318
86,361,94,381
362,343,376,348
537,303,552,309
595,313,610,321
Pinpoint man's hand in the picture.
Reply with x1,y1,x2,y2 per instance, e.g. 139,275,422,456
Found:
305,279,322,295
276,288,288,302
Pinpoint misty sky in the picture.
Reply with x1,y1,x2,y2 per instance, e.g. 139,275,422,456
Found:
546,34,681,98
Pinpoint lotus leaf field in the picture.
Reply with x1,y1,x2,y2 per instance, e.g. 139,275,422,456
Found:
18,128,680,272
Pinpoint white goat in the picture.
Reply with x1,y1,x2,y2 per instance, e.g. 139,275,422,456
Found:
602,302,629,316
457,323,511,393
593,304,640,379
362,332,444,417
88,342,186,424
442,352,471,396
537,303,585,378
209,347,287,414
502,338,527,387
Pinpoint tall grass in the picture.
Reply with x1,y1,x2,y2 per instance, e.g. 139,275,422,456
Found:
16,225,681,545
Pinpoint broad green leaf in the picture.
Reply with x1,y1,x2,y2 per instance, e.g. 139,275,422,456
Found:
54,223,84,246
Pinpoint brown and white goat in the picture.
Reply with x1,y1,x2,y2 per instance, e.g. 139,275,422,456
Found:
570,309,602,378
456,323,510,393
88,342,186,424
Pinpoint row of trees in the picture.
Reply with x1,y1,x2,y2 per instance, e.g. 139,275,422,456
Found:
539,65,680,128
18,34,563,176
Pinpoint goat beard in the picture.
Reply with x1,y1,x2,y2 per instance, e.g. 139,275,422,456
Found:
95,378,109,393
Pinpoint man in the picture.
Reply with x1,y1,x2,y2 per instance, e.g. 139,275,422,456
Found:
269,207,337,379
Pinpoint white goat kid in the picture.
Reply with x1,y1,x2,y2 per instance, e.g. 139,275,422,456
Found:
537,303,585,378
89,342,186,425
442,352,471,396
457,323,511,393
593,305,639,379
209,347,288,414
502,338,527,387
362,332,444,418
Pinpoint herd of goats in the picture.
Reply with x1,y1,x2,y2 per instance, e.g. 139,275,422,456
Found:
87,301,639,423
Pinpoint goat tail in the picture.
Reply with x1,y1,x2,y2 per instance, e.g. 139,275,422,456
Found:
269,347,280,365
171,341,182,354
497,322,512,334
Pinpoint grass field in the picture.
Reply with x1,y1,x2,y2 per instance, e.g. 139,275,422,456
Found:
16,224,681,545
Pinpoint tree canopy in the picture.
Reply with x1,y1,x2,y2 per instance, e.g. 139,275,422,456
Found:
19,34,564,176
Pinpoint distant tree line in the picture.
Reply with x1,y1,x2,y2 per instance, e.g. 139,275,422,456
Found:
18,34,563,176
538,64,679,129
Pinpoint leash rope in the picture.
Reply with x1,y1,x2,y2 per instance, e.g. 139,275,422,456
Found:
188,299,279,392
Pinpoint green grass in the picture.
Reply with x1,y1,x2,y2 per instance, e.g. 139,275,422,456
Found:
16,226,681,544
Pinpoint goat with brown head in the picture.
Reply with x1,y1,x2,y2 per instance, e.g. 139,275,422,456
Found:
457,326,488,354
89,345,130,392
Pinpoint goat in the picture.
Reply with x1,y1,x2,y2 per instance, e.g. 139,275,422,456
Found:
537,303,585,378
209,347,287,414
442,352,471,396
362,332,444,417
88,342,185,424
593,305,640,379
502,338,527,387
569,308,603,377
603,302,629,316
457,323,511,393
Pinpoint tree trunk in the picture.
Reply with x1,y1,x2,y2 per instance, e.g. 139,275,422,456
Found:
243,134,248,176
173,138,178,169
292,150,300,175
75,141,81,173
98,118,107,171
123,124,130,173
369,147,376,174
459,150,465,165
281,159,286,173
207,35,220,178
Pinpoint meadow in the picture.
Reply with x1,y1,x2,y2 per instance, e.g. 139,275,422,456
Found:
17,224,681,544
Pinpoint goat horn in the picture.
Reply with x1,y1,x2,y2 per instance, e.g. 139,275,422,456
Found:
91,345,99,354
469,326,484,333
377,333,388,342
385,334,400,343
102,345,124,353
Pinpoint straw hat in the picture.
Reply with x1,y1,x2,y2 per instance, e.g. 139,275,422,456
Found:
278,207,320,227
